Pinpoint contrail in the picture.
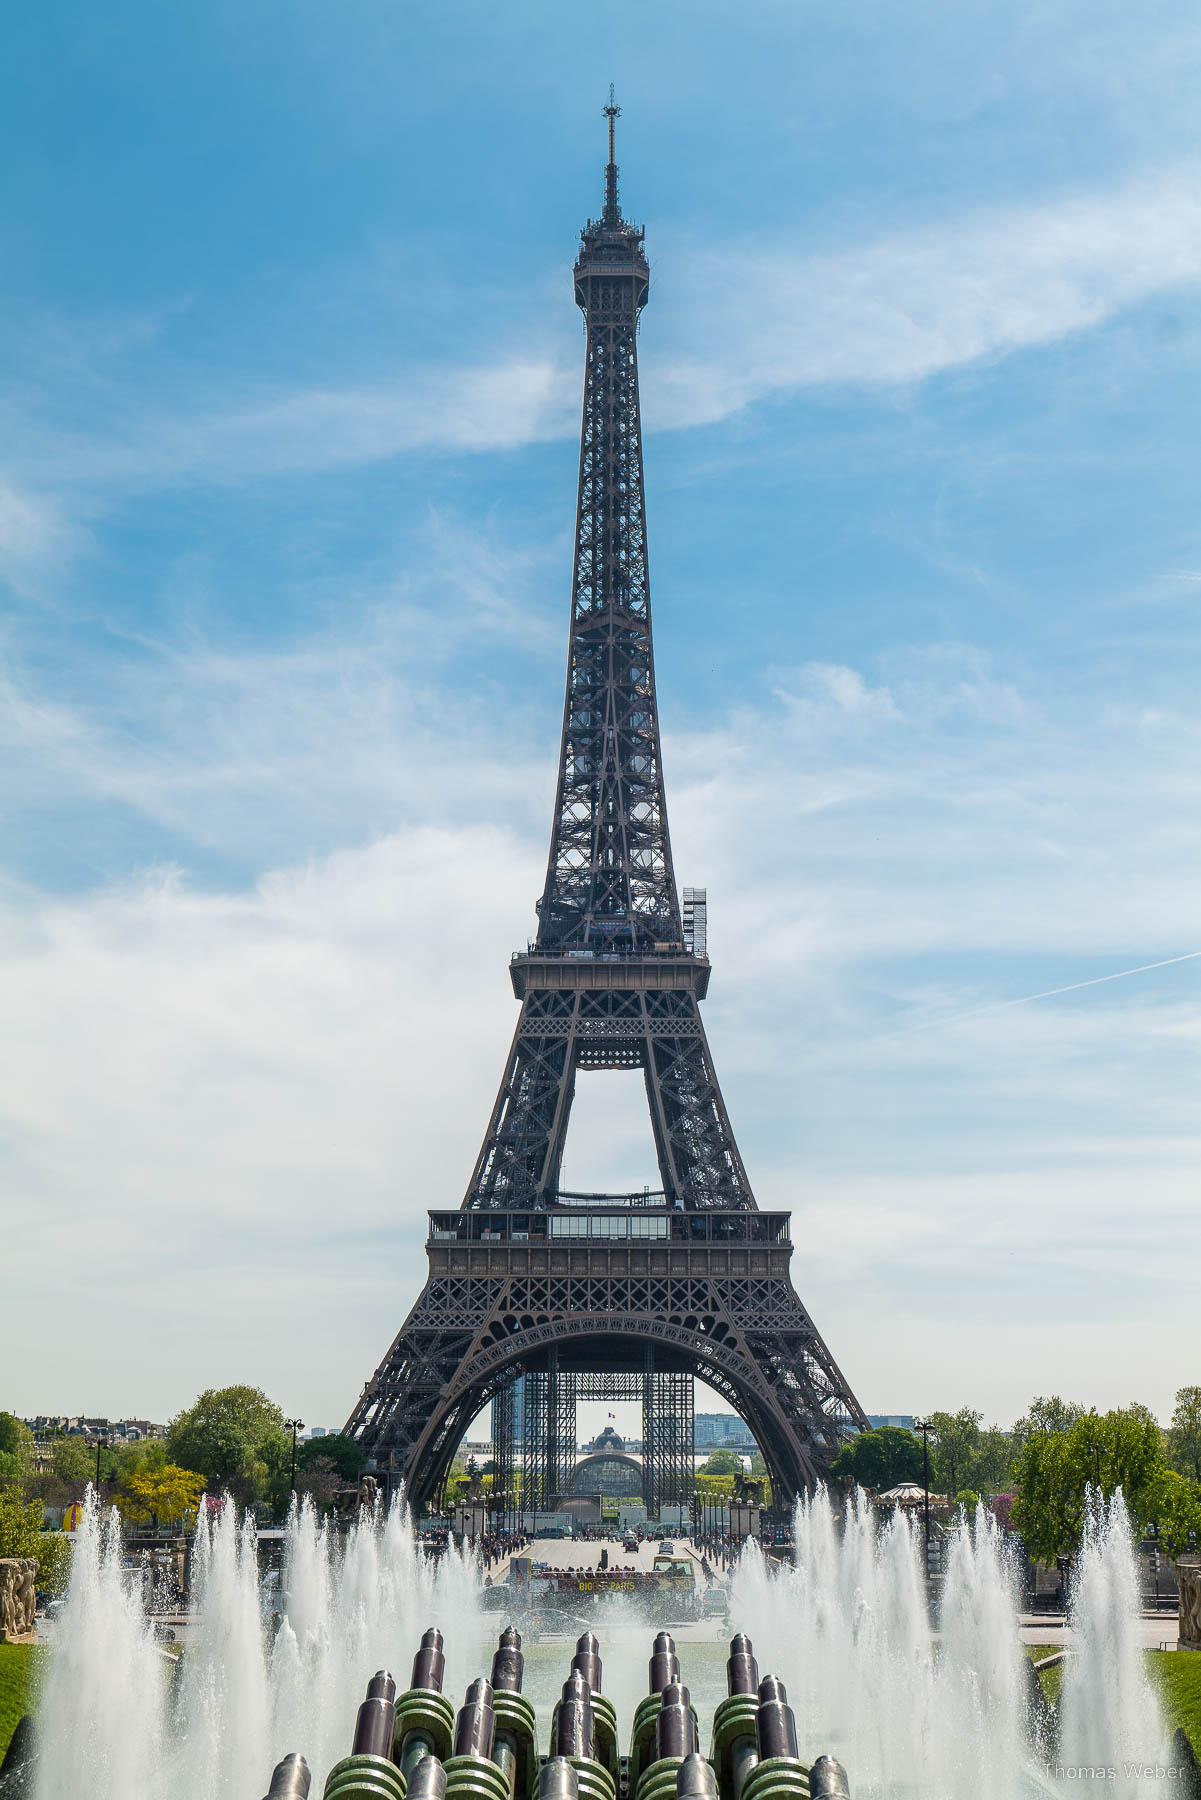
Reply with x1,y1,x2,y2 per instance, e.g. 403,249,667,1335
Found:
910,949,1201,1033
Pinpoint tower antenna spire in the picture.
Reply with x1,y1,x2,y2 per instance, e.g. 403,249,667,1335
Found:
602,84,622,225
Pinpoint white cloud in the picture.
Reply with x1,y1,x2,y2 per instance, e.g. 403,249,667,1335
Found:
647,165,1201,424
0,629,1198,1425
9,165,1201,510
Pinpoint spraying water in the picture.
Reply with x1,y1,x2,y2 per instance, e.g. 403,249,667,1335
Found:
1057,1489,1169,1794
728,1487,1163,1799
33,1484,1168,1798
35,1489,481,1800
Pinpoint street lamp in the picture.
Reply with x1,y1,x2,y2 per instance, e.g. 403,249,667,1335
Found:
914,1420,933,1574
284,1419,304,1499
94,1435,109,1497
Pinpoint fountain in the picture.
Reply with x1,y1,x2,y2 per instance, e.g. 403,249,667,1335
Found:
22,1483,1171,1799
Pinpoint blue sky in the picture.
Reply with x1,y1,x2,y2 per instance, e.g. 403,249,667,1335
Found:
2,0,1199,1432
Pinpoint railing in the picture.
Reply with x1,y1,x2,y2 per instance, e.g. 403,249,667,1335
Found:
428,1208,790,1246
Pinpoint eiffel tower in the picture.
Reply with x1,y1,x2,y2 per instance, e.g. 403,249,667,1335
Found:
345,99,868,1514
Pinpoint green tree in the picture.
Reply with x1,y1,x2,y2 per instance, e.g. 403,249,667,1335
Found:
166,1386,290,1509
700,1450,746,1477
1147,1468,1201,1558
1168,1387,1201,1484
1011,1395,1085,1451
0,1492,72,1593
928,1410,982,1498
972,1426,1016,1494
1012,1406,1164,1561
0,1414,34,1491
829,1427,923,1491
298,1434,366,1481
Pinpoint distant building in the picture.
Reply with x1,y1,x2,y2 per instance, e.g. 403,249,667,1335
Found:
23,1415,166,1441
866,1416,916,1431
694,1413,757,1449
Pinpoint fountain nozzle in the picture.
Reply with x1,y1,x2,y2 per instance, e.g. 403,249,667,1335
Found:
726,1635,758,1697
491,1627,525,1694
572,1631,602,1695
676,1753,718,1800
353,1669,399,1758
413,1628,447,1694
539,1757,580,1800
556,1669,595,1759
755,1677,798,1762
649,1632,680,1695
656,1682,696,1760
808,1757,851,1800
454,1678,496,1760
262,1752,311,1799
407,1755,449,1800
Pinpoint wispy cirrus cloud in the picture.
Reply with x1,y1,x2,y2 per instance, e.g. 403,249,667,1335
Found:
5,163,1200,515
0,612,1198,1421
648,165,1201,425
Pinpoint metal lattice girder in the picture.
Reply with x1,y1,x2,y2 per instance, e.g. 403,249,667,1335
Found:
345,117,869,1508
466,987,754,1209
642,1363,694,1517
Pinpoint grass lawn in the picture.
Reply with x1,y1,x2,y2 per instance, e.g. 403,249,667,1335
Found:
1149,1652,1201,1755
0,1642,48,1764
1024,1644,1201,1752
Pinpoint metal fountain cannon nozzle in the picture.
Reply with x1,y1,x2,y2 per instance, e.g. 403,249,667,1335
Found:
808,1757,851,1800
454,1679,497,1761
413,1628,447,1694
675,1754,718,1800
445,1678,515,1800
656,1684,697,1762
408,1759,449,1800
556,1671,596,1761
322,1672,406,1800
549,1667,615,1800
395,1629,456,1778
753,1677,798,1762
733,1676,808,1800
572,1632,602,1695
352,1668,398,1760
725,1636,758,1698
538,1759,580,1800
491,1627,525,1694
490,1628,539,1800
648,1633,680,1696
263,1752,311,1799
710,1637,759,1800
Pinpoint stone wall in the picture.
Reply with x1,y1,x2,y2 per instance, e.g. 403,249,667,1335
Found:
0,1558,37,1643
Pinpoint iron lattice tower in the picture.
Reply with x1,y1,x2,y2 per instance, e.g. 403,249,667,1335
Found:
345,103,868,1511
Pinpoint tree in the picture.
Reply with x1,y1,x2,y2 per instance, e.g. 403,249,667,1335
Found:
166,1386,290,1508
829,1427,923,1492
0,1492,72,1593
52,1438,96,1490
297,1434,366,1482
297,1455,344,1513
1012,1406,1164,1561
1169,1387,1201,1484
1011,1395,1085,1450
928,1410,982,1498
117,1465,206,1529
0,1414,34,1491
700,1450,746,1478
1147,1468,1201,1558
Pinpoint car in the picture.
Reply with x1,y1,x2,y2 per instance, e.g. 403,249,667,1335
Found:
659,1541,675,1555
622,1533,639,1553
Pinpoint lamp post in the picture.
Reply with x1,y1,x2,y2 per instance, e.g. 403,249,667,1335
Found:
284,1418,304,1499
914,1419,933,1574
94,1435,109,1497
